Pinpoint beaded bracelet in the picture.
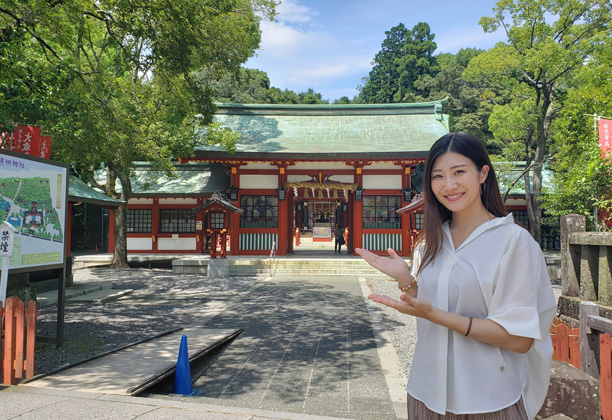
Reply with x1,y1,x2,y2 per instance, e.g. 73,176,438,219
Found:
399,279,417,293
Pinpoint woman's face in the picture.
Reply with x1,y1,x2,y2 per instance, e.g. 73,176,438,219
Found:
430,152,489,216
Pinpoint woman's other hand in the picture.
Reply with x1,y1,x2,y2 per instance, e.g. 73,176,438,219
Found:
356,247,413,286
368,293,434,319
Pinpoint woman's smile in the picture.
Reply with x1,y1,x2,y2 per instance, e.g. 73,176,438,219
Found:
444,192,464,201
431,152,488,215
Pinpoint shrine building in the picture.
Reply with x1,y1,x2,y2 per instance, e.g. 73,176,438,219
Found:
115,100,450,257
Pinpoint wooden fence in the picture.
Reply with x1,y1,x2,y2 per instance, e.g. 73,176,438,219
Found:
1,297,38,385
551,318,581,369
552,302,612,419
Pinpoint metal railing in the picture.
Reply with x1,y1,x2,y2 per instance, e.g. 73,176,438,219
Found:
269,241,277,277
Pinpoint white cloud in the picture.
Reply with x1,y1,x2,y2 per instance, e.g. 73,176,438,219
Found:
276,0,317,25
289,59,371,85
258,20,317,55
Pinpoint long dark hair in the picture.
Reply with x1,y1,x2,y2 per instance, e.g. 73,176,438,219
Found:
415,132,507,276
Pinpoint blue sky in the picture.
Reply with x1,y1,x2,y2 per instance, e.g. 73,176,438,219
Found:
245,0,507,102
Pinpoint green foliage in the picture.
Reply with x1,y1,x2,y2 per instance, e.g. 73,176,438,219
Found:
464,0,612,241
0,0,276,266
194,67,328,104
359,23,408,104
359,22,439,103
420,48,501,152
359,22,440,103
332,96,352,105
543,36,612,228
199,121,240,154
394,22,439,102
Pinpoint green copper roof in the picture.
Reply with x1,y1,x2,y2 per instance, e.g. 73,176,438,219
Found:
69,176,125,207
197,101,449,159
93,162,230,197
495,162,554,196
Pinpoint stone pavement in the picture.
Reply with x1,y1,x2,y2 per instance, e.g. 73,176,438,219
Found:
0,385,361,420
1,274,404,420
147,275,399,420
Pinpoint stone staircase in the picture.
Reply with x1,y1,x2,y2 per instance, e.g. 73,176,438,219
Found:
172,256,406,278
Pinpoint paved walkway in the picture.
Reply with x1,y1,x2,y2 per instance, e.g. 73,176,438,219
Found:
2,274,404,420
147,275,398,420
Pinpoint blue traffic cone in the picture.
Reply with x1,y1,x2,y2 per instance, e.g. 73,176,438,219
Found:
173,335,196,396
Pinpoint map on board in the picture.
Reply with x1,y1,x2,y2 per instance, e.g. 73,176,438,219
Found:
0,152,67,269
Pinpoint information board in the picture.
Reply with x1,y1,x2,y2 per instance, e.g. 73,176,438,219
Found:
0,151,68,270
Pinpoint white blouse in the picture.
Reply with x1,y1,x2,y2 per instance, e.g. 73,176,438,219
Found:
407,214,556,419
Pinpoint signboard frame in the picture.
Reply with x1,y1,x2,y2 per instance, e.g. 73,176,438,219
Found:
0,149,69,346
0,149,69,273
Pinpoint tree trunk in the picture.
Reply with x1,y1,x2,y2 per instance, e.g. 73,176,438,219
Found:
112,204,129,268
528,86,555,246
107,164,132,268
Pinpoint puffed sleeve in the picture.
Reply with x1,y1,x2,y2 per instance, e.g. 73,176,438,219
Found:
485,228,555,340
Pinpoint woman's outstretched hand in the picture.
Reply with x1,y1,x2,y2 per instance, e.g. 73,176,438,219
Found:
356,247,412,285
368,293,434,319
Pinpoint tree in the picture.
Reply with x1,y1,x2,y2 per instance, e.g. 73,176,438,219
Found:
1,0,276,267
358,23,409,103
194,67,328,104
542,36,612,229
194,67,272,103
464,0,612,244
332,96,352,104
359,22,439,104
297,88,328,104
394,22,439,102
419,48,504,152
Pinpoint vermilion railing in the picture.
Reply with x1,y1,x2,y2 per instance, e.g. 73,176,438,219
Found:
551,314,612,420
1,297,38,385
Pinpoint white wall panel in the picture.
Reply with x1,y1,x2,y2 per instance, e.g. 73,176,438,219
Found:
157,237,197,251
329,175,354,183
159,198,197,205
128,198,153,205
363,175,401,190
127,237,153,250
240,174,278,189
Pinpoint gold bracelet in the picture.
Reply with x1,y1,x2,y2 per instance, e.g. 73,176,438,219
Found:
399,279,417,293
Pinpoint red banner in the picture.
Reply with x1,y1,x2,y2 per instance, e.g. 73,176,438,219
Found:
600,118,612,156
39,136,52,159
12,125,41,156
10,125,51,158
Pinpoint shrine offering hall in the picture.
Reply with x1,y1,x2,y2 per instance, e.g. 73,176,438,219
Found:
112,101,450,257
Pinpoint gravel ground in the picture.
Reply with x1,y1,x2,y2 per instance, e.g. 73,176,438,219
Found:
35,267,263,375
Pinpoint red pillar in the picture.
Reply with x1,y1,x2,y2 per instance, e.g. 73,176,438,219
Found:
400,165,412,256
108,209,116,253
229,166,241,256
151,198,159,252
351,166,363,253
276,165,288,256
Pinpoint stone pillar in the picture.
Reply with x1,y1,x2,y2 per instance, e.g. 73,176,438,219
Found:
600,246,612,306
580,245,598,301
561,214,585,296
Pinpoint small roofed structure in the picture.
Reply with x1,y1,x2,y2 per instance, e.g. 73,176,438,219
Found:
397,192,424,253
193,192,244,259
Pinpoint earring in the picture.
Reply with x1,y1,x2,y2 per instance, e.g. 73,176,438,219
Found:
480,183,486,194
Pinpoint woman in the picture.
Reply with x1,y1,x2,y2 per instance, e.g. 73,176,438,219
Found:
357,132,556,420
